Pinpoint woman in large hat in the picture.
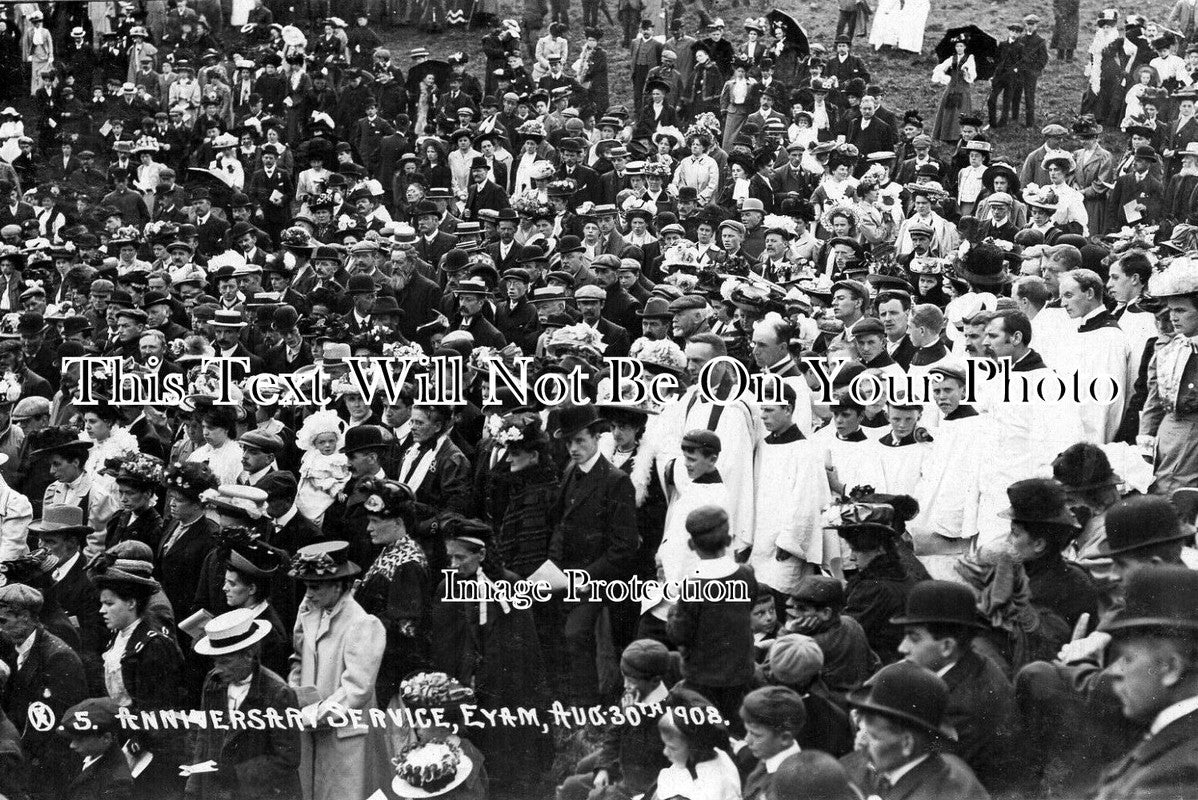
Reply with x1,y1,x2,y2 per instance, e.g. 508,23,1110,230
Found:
931,35,978,143
159,461,221,632
87,545,187,797
288,540,390,800
428,513,552,793
101,453,165,552
34,425,118,554
1142,256,1198,495
353,478,430,708
209,529,291,676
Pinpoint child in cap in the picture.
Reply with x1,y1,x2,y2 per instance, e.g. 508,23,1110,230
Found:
557,638,674,800
57,696,134,800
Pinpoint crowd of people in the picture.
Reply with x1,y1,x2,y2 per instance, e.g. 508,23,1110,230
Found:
0,1,1193,800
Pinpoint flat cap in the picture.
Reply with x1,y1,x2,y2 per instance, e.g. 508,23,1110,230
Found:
238,431,284,453
685,504,728,536
1041,123,1068,137
768,634,824,686
620,638,672,679
792,574,846,606
851,317,885,338
574,284,607,301
11,396,50,420
668,294,708,312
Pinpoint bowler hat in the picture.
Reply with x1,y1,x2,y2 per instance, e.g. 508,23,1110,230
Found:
552,405,605,439
847,661,954,738
1099,495,1190,556
1101,565,1198,634
998,478,1079,527
341,424,392,454
891,580,987,629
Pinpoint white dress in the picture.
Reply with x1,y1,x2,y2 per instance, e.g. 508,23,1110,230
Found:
187,439,245,485
870,0,930,53
296,450,352,524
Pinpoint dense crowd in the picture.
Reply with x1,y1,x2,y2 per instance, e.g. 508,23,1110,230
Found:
0,1,1196,800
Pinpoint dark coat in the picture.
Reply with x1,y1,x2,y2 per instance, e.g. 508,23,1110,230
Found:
3,626,87,797
415,230,459,272
464,180,510,220
455,313,508,349
594,317,631,358
548,454,639,582
1106,172,1165,232
841,751,990,800
843,550,916,664
1091,708,1198,800
494,297,541,354
1025,550,1098,629
65,745,132,800
247,168,295,226
103,507,164,552
50,552,107,669
942,648,1018,790
185,666,302,800
156,515,220,624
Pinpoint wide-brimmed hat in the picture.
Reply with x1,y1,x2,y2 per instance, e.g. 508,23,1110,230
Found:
890,580,987,629
957,242,1008,287
86,549,161,590
998,478,1079,527
848,660,955,738
357,477,416,518
225,533,289,577
829,502,897,538
1101,565,1198,635
1099,495,1191,556
103,453,166,490
164,461,220,503
28,504,92,541
30,426,92,458
194,607,272,656
207,484,269,523
289,540,360,582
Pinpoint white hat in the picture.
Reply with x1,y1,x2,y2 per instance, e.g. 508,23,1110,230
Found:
194,608,272,656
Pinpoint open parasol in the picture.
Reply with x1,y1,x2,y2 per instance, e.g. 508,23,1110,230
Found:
407,59,452,95
766,10,810,59
935,25,999,81
186,168,235,209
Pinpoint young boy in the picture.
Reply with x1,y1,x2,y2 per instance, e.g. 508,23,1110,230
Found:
558,639,672,800
57,697,134,800
751,587,780,663
737,685,806,798
816,377,883,502
751,384,831,611
876,397,931,496
786,574,880,694
667,504,758,735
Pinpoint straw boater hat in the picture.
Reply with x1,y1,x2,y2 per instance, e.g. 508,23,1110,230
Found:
194,607,272,656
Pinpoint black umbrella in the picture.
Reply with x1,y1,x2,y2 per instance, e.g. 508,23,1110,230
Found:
766,11,810,59
935,25,999,81
406,58,452,95
185,168,235,209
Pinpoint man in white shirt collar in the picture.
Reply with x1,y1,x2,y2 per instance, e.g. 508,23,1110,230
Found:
238,431,282,486
1090,566,1198,798
0,585,41,669
846,660,986,797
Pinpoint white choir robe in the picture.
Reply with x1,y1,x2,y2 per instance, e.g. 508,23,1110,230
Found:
964,356,1084,554
661,385,762,552
874,432,931,496
749,429,834,590
910,407,986,581
1066,314,1131,443
1119,308,1158,382
1030,306,1076,370
655,474,730,622
811,426,885,499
